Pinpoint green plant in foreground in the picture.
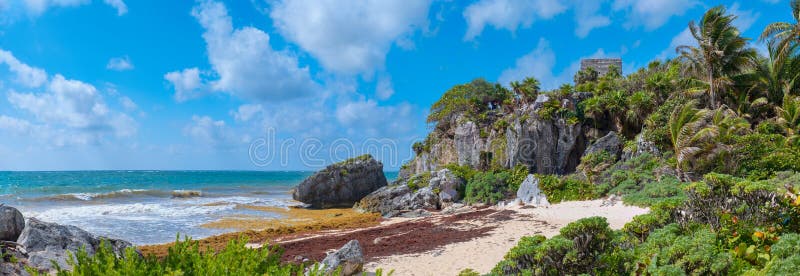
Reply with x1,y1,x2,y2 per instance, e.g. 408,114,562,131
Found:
36,236,393,276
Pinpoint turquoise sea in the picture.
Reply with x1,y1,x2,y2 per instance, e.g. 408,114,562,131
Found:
0,171,397,245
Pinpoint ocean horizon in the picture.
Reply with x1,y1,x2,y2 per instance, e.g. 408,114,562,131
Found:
0,170,398,245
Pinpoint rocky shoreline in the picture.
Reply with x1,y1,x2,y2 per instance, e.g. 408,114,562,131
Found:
1,205,140,275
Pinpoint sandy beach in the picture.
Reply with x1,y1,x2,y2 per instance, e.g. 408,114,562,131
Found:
364,200,648,275
145,199,648,275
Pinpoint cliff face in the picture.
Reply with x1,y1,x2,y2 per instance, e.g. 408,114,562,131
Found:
400,97,590,178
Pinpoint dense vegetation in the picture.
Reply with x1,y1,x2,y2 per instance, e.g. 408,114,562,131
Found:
35,237,390,276
467,2,800,275
37,2,800,275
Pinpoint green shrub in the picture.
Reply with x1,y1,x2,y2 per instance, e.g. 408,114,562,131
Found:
464,171,510,204
537,174,595,203
634,224,736,275
47,237,305,276
407,171,432,191
621,176,685,207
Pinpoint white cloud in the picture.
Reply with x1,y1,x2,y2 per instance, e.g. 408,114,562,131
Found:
164,67,204,102
729,2,759,32
12,0,125,16
8,75,135,137
166,0,318,102
106,56,134,71
499,39,628,90
270,0,432,75
119,96,137,112
376,76,394,100
231,104,262,122
183,115,244,148
0,49,48,87
102,0,126,15
498,38,565,90
335,99,417,137
22,0,88,15
612,0,697,30
574,1,611,38
658,27,694,60
463,0,567,40
0,49,137,146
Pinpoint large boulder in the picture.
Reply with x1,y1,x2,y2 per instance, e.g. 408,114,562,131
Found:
18,218,139,271
320,240,364,276
354,184,438,217
584,131,622,159
0,205,25,241
516,174,550,207
293,154,388,208
355,169,463,217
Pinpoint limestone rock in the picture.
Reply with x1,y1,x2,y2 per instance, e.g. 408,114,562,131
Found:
321,240,364,276
18,218,139,271
0,205,25,241
516,174,550,207
584,131,622,159
293,155,388,208
355,169,463,217
429,169,464,206
354,184,438,217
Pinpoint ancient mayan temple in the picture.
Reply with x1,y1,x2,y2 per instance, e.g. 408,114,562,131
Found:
580,58,622,76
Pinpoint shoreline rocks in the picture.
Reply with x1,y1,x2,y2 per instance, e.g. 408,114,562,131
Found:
355,169,464,217
0,205,25,242
293,154,388,208
19,218,140,271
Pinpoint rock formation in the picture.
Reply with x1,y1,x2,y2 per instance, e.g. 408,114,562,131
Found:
584,131,623,160
355,169,464,217
18,218,140,271
516,174,550,207
401,101,588,178
320,240,364,276
293,154,388,208
0,205,25,242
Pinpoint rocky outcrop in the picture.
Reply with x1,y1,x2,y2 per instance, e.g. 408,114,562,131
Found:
293,155,388,208
18,218,139,271
401,102,589,177
431,169,464,205
621,135,660,161
516,175,550,207
355,169,464,217
0,205,25,242
584,131,622,159
320,240,364,276
355,184,438,217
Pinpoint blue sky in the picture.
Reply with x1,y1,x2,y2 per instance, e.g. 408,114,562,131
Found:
0,0,791,171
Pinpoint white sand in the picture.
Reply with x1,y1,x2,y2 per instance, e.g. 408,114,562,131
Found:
364,200,648,275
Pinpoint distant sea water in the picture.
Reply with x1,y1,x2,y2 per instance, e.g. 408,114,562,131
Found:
0,171,398,245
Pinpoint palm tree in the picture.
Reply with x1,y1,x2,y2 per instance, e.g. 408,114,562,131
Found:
777,94,800,145
749,43,800,106
669,100,714,180
760,0,800,64
677,6,757,109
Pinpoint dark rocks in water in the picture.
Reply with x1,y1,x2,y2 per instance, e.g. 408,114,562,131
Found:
293,154,388,208
355,169,464,217
18,218,140,271
320,240,364,276
0,205,25,241
584,131,622,160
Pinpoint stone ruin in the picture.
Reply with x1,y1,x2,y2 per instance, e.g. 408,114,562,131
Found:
580,58,622,76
